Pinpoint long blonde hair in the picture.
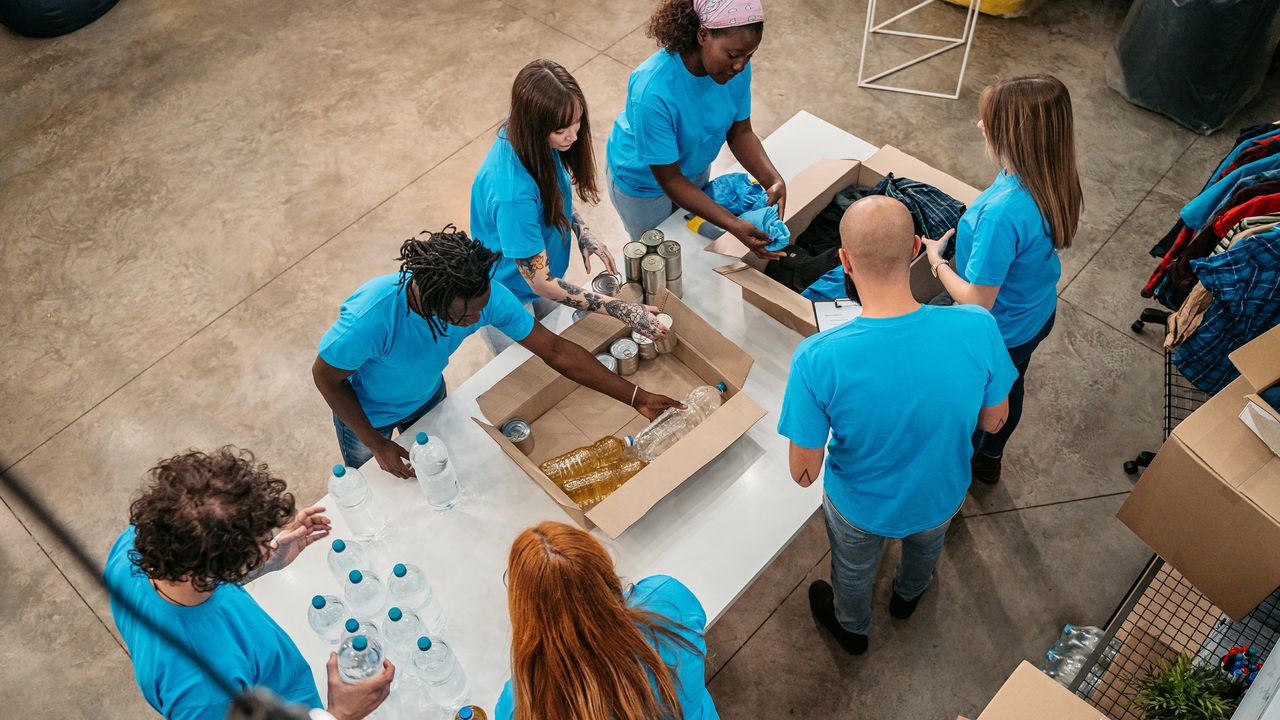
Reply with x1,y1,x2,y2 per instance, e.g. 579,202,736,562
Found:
507,522,699,720
979,74,1083,250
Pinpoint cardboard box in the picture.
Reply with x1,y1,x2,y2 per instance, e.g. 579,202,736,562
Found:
711,145,981,336
976,662,1112,720
1234,328,1280,457
474,289,766,538
1117,324,1280,620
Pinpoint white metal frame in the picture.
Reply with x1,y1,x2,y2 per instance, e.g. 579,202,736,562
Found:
857,0,982,100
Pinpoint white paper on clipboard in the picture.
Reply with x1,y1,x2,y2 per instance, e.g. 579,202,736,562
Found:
812,299,862,332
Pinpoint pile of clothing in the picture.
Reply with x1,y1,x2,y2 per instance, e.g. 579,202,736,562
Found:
694,173,790,251
1146,122,1280,394
764,173,967,300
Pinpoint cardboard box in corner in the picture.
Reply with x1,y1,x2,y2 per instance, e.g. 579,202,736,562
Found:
710,145,981,337
975,662,1111,719
1117,323,1280,620
473,289,766,539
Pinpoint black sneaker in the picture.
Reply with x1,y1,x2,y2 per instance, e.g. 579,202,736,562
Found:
971,452,1002,485
807,580,869,655
890,588,924,619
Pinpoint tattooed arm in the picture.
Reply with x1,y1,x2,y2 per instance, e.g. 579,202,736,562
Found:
514,250,667,340
978,397,1010,434
572,210,618,275
788,443,824,488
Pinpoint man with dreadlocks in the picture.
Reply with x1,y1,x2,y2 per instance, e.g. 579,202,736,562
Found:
313,225,682,477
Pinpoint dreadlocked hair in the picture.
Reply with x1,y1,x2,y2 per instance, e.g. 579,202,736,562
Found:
397,225,500,341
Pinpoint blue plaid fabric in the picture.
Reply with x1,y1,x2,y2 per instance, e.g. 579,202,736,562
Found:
1174,226,1280,393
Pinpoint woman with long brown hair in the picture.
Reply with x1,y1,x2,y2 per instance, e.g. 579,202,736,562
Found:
472,59,666,357
495,521,719,720
921,74,1083,485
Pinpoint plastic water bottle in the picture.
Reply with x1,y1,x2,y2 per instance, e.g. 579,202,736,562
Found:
412,636,470,709
629,383,726,462
329,465,386,539
308,594,348,645
410,433,460,511
341,617,381,645
1040,624,1104,686
327,538,369,583
387,563,447,635
343,569,388,618
538,436,631,485
384,606,427,663
338,634,384,682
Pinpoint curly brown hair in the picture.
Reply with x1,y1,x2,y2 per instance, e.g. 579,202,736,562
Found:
647,0,763,55
129,447,296,593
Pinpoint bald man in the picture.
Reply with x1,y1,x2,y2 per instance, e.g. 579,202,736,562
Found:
778,196,1017,655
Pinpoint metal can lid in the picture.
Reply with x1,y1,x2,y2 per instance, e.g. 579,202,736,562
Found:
656,313,673,330
641,255,666,272
622,242,648,259
640,229,665,246
595,352,618,367
501,418,531,442
630,331,654,345
610,338,639,359
591,272,620,295
657,240,681,258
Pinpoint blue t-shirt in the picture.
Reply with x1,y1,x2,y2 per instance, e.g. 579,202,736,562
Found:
318,273,535,427
607,50,752,198
471,128,574,304
104,527,321,720
778,305,1018,537
955,170,1061,347
494,575,719,720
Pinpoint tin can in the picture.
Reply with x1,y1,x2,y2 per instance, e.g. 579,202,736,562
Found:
591,272,620,296
623,242,648,284
654,313,678,354
572,309,591,323
632,331,658,360
641,255,667,299
665,274,684,299
657,240,682,280
501,418,535,456
610,338,640,376
639,228,665,253
595,352,618,374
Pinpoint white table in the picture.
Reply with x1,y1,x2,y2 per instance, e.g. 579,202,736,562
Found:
248,111,878,712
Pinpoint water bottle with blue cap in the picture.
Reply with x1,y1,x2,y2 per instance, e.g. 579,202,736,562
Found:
387,561,447,635
412,635,470,710
327,464,386,539
410,432,460,510
383,605,427,663
307,594,347,644
342,568,388,619
337,634,384,683
326,538,369,582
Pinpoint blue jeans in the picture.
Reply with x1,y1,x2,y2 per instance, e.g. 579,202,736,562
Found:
333,382,448,468
822,495,953,635
975,311,1057,458
607,167,711,242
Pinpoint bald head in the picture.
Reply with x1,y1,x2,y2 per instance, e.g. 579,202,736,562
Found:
839,195,917,281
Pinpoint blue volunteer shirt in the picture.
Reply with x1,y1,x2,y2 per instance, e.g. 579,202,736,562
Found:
607,50,752,197
104,527,321,720
494,575,719,720
955,170,1061,347
471,128,575,304
319,273,535,428
778,305,1018,537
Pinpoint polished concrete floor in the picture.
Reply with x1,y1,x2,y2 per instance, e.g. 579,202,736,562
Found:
2,0,1278,718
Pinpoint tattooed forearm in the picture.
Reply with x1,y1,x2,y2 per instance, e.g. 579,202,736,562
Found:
515,254,550,280
797,469,813,487
551,278,605,311
605,300,658,334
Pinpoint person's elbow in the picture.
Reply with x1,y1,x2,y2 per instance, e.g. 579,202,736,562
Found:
979,399,1010,433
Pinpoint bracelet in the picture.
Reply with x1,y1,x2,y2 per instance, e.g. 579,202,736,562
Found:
630,385,640,407
931,260,947,278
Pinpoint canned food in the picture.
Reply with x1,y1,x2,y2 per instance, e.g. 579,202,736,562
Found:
665,274,683,299
657,240,682,280
641,255,667,298
623,242,648,284
631,331,658,360
639,228,665,252
609,338,640,376
501,418,535,456
591,272,620,296
595,352,619,374
654,313,678,355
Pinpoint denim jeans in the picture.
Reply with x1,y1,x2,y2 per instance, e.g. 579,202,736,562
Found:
822,495,953,635
974,311,1057,458
480,296,561,357
332,382,448,468
607,167,711,242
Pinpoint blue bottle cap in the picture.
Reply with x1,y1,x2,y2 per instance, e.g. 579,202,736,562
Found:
625,435,635,446
715,381,727,393
416,432,428,444
311,595,326,609
416,636,432,652
345,618,359,633
332,539,346,552
393,563,407,577
459,708,473,720
388,607,402,621
352,635,368,651
332,465,346,477
348,570,363,584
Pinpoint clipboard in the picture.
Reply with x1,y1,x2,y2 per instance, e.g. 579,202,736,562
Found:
812,298,862,332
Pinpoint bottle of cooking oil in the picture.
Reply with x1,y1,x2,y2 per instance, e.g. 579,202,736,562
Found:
563,457,647,510
538,435,631,486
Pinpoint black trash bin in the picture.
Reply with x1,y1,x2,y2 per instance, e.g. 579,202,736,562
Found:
0,0,118,38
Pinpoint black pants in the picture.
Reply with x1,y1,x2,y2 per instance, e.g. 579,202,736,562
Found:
975,311,1056,458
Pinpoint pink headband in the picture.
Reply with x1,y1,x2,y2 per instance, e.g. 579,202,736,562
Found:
694,0,764,29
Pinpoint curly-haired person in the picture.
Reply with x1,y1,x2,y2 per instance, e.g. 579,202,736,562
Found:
606,0,785,259
103,447,393,720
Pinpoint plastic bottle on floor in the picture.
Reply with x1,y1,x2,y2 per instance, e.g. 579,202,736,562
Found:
338,634,384,682
629,383,727,462
383,606,427,663
327,538,369,583
329,465,386,539
412,636,470,710
410,433,460,511
308,594,348,645
387,562,447,635
538,435,631,485
343,569,389,619
561,456,648,510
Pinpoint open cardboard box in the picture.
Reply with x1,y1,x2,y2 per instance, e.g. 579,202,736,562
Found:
710,145,982,336
473,288,766,538
1117,324,1280,620
975,662,1111,720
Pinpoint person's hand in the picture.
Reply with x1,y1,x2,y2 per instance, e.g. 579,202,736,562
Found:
731,219,785,260
919,229,955,265
578,226,619,276
605,301,668,340
326,653,394,720
764,178,787,221
261,506,332,573
633,390,685,421
370,436,414,479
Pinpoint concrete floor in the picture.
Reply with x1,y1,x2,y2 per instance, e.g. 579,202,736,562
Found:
2,0,1277,717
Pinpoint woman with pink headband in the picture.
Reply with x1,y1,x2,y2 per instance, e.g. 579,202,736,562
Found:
606,0,785,259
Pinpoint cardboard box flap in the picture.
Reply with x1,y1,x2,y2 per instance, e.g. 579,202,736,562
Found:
863,145,982,206
650,288,754,388
1169,377,1278,493
1229,324,1280,393
977,662,1111,720
715,260,818,331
